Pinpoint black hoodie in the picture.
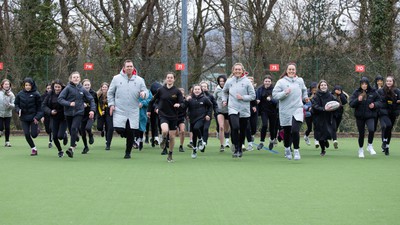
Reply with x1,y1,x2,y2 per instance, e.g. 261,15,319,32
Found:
349,77,382,119
15,77,43,122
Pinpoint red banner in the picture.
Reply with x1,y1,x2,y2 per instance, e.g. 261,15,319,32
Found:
84,63,94,71
269,64,280,72
175,63,185,71
0,62,3,70
355,65,365,73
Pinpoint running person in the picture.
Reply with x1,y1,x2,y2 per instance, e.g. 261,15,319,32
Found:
42,79,68,157
97,82,114,150
15,78,43,156
256,75,278,150
186,84,212,159
58,72,96,158
147,72,184,162
222,63,256,158
272,63,309,160
214,75,230,152
377,76,400,155
0,79,15,147
80,79,98,154
349,77,382,158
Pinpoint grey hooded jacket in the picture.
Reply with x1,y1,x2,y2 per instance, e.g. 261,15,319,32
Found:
272,76,308,126
221,76,256,118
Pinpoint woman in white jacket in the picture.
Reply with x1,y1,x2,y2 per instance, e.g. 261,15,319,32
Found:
272,63,309,160
0,79,15,147
222,63,256,158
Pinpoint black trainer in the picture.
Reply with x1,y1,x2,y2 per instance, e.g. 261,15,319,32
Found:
66,147,74,158
268,142,274,150
63,135,68,146
82,147,89,154
257,142,264,150
144,136,149,144
139,142,143,151
105,145,110,150
179,145,184,152
161,148,168,155
124,154,131,159
89,134,94,145
58,151,64,158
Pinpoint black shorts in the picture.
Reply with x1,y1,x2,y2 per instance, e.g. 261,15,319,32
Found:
218,112,229,120
159,116,178,130
177,117,185,125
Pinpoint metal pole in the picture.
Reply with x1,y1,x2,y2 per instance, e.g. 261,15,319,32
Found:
181,0,188,92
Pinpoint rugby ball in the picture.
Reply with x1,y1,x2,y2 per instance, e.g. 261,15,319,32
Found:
325,101,340,111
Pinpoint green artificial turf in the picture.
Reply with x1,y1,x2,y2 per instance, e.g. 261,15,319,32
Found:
0,135,399,225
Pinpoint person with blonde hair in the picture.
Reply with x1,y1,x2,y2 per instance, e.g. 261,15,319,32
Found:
272,63,309,160
222,63,256,158
58,72,96,158
0,79,15,147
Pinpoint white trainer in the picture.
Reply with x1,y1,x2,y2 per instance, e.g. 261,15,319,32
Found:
304,135,310,145
225,139,230,148
247,142,254,151
198,139,205,151
315,140,320,148
294,149,301,160
358,148,365,158
285,148,292,160
367,144,376,155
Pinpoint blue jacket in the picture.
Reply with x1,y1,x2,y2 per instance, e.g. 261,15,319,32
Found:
138,92,152,132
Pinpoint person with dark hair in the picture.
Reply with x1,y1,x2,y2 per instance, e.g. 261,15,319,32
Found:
244,76,258,151
186,84,212,159
79,79,98,154
176,87,187,152
41,83,53,148
272,63,309,160
222,63,256,158
256,75,278,150
377,76,400,155
214,75,230,152
97,82,113,150
147,81,162,147
374,75,384,90
349,77,382,158
304,81,317,147
42,80,68,157
0,79,15,147
199,81,218,152
108,60,148,159
331,85,348,148
58,72,96,158
147,72,184,162
15,77,43,156
373,75,384,133
311,80,338,156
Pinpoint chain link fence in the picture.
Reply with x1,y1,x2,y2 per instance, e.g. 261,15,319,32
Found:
0,55,398,132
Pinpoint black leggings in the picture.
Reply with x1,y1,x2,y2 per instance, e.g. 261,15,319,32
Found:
259,112,277,142
0,117,11,142
246,112,258,142
356,118,375,147
202,119,211,143
304,116,313,136
149,111,160,139
52,117,67,151
114,120,137,154
380,113,397,144
229,114,248,150
44,115,52,142
283,117,302,149
21,120,39,148
191,119,205,148
97,113,114,147
80,116,94,148
66,115,83,147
